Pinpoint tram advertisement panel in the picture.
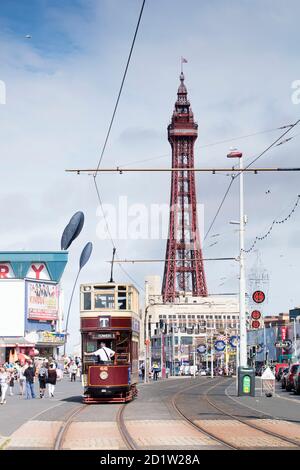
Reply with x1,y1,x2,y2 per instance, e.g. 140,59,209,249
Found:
26,280,59,321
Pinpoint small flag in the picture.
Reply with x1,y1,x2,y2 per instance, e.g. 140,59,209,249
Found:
181,57,188,63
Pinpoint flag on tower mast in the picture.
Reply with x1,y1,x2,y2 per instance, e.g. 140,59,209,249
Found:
181,56,188,72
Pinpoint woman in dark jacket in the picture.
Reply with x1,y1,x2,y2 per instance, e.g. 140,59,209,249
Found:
47,364,57,398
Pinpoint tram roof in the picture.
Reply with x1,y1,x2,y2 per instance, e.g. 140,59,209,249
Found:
80,281,139,293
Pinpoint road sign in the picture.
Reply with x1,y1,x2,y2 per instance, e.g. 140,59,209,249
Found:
229,335,239,348
214,340,226,352
251,310,261,320
197,345,206,354
252,290,265,304
275,339,292,349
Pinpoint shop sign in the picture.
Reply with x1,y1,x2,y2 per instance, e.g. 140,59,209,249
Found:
37,331,65,344
26,281,59,321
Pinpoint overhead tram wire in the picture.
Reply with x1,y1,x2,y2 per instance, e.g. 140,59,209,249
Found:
107,124,290,169
203,119,300,241
92,0,146,290
93,0,146,176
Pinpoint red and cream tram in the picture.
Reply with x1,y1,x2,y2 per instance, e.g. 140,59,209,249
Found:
80,282,140,403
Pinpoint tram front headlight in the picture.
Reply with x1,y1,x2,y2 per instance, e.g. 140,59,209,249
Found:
100,371,108,380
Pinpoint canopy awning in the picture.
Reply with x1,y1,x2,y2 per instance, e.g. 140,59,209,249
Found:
0,337,35,348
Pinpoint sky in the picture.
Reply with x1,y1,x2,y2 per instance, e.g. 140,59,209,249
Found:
0,0,300,351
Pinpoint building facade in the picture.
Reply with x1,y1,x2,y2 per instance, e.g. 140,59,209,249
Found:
0,251,68,364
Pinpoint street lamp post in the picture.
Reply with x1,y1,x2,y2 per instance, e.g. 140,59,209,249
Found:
227,149,247,368
238,154,247,368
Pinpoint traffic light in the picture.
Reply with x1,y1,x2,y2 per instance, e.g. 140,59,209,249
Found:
250,310,264,329
249,346,256,359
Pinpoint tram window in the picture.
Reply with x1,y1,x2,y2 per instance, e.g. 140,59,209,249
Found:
95,294,115,309
83,292,91,310
118,290,127,310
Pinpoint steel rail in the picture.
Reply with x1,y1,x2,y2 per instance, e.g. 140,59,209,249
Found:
116,403,137,450
202,380,300,449
54,403,88,450
171,377,237,450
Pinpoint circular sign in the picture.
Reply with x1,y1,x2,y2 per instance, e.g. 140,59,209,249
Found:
99,371,108,380
252,290,265,304
251,320,260,329
197,345,206,354
251,310,261,320
214,340,226,352
229,335,239,348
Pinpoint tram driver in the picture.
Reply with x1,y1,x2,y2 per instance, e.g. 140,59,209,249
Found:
84,342,115,364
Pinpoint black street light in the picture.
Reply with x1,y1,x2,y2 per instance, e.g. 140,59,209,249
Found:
63,242,93,356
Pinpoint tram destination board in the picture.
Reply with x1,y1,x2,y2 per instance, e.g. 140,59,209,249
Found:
90,333,116,339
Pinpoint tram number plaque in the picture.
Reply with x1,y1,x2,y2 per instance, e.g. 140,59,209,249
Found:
252,290,265,304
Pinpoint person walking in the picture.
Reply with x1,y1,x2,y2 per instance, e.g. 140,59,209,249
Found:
24,361,36,399
47,363,57,397
18,364,27,396
9,369,16,396
69,362,77,382
0,367,9,404
38,363,48,398
152,362,160,381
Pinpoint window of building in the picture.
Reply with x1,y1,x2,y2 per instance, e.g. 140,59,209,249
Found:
83,292,91,310
181,336,193,345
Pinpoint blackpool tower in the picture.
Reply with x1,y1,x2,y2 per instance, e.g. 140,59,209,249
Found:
162,72,208,302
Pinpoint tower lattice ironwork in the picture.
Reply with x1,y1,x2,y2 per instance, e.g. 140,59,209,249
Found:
162,72,208,302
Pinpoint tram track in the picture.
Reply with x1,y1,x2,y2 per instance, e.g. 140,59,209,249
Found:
53,401,137,450
172,378,300,450
203,380,300,449
52,377,300,450
54,403,89,450
171,377,236,450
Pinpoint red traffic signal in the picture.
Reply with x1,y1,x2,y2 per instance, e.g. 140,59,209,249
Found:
251,310,261,320
251,320,261,329
252,290,265,304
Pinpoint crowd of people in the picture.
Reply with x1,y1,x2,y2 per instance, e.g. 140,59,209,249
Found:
0,355,82,405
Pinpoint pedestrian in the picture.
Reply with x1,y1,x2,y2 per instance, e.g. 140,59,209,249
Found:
24,360,36,399
0,367,9,404
141,363,145,380
9,369,16,396
38,362,48,398
69,361,77,382
47,363,57,397
18,364,27,396
152,362,160,381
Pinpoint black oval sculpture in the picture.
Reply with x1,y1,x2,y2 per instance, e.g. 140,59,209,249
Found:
79,242,93,270
61,211,84,250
